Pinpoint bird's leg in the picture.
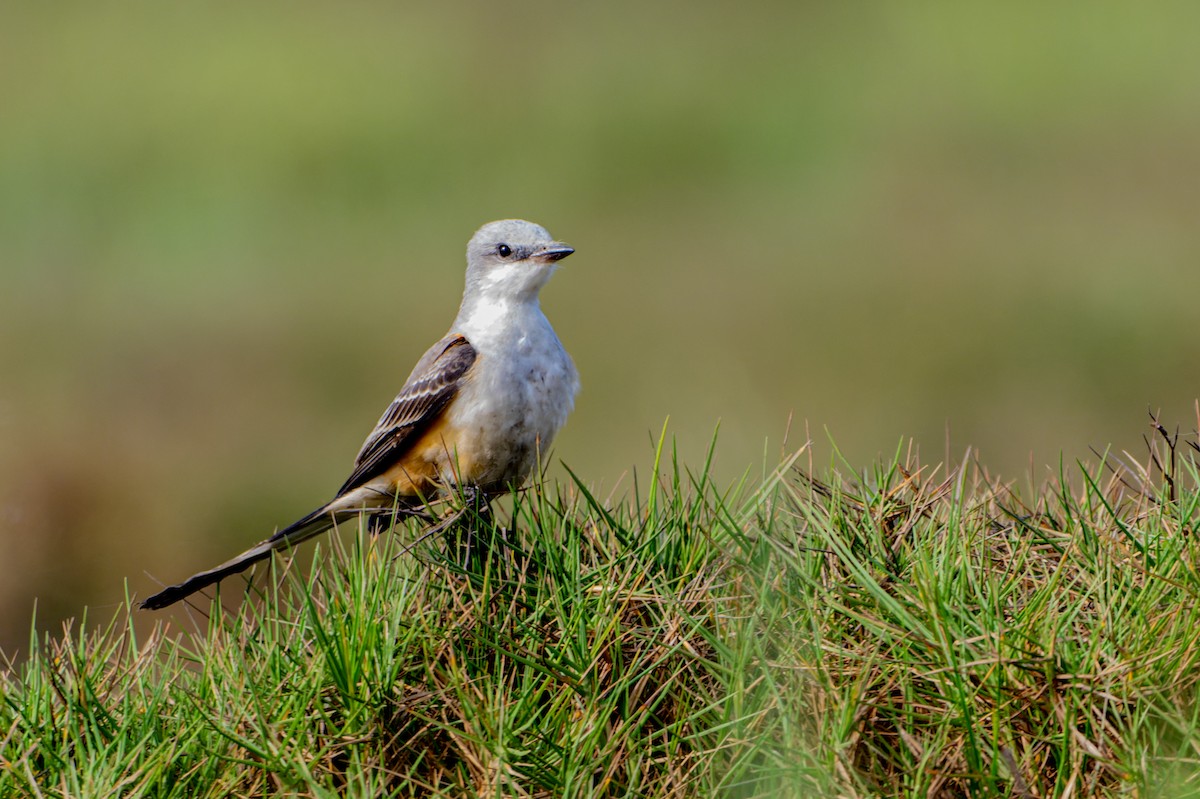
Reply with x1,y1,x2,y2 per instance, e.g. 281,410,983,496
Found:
442,484,495,569
466,484,495,529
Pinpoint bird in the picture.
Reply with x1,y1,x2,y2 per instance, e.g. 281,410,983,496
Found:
141,219,579,610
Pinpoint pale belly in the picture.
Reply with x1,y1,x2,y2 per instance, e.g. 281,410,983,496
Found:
442,344,578,490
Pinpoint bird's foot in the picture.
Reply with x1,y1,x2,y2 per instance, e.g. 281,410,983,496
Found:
441,485,497,569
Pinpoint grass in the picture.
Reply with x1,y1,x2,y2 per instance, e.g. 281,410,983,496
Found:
4,426,1200,797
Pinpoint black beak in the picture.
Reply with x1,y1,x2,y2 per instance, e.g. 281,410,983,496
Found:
534,244,574,262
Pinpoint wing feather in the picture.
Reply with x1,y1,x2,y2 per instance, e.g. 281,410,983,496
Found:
335,334,476,495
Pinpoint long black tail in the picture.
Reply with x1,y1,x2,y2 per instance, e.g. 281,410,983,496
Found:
140,505,339,610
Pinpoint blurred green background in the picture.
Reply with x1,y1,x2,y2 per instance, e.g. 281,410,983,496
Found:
2,1,1198,655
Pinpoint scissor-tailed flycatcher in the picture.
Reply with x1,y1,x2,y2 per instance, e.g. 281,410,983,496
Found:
141,219,579,610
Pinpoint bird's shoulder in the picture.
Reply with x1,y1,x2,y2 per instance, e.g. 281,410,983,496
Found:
402,332,478,392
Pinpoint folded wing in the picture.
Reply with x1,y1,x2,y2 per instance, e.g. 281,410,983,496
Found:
336,334,477,495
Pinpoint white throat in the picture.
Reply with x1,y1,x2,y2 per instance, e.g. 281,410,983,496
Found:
455,294,547,352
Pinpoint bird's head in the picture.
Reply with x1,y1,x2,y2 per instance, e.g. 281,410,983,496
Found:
463,219,574,303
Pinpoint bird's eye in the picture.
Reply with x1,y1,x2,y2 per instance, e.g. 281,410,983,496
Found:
497,244,512,258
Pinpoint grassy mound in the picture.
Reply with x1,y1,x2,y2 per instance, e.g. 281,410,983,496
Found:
4,433,1200,797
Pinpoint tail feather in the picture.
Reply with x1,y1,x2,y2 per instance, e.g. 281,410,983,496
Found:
140,505,340,610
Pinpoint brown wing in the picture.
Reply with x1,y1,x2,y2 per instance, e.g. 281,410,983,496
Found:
335,334,476,496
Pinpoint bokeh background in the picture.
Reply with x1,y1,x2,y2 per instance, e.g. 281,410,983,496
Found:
2,1,1198,656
